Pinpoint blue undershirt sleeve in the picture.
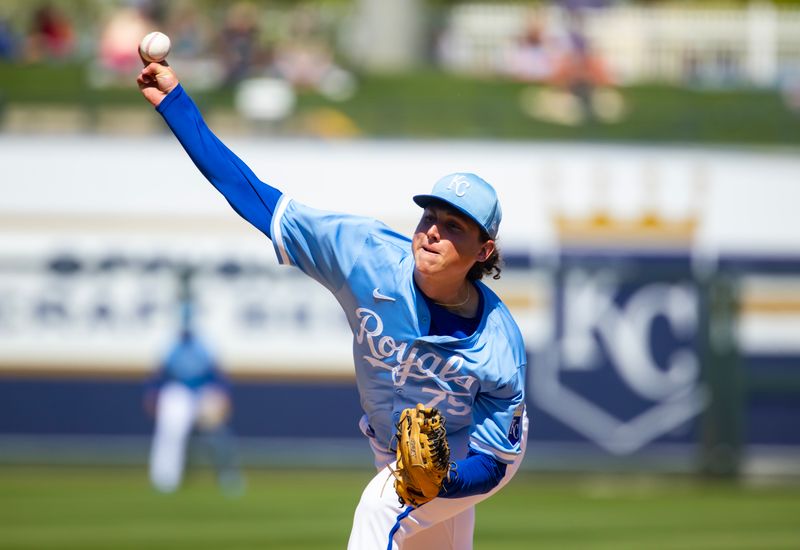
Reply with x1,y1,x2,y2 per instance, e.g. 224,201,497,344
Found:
438,449,507,499
156,84,282,238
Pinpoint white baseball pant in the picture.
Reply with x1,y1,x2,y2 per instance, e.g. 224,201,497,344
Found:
149,382,197,493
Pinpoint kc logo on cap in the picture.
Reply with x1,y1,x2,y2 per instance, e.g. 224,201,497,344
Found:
446,174,471,197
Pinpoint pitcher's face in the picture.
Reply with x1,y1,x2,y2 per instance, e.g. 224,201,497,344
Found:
412,204,493,280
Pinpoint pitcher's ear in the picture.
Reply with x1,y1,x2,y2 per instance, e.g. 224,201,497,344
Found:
477,240,495,262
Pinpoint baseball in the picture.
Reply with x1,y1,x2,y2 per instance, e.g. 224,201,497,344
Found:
139,31,171,63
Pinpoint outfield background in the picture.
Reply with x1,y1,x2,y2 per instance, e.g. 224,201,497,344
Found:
1,1,799,548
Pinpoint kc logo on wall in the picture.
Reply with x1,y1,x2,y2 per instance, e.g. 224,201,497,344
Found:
533,175,709,454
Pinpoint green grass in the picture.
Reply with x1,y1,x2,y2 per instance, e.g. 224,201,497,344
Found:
1,61,799,144
0,466,798,549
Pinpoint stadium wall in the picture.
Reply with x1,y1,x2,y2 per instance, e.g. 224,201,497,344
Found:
1,137,798,474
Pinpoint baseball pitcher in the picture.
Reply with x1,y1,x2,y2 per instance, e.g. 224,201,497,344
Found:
137,60,528,549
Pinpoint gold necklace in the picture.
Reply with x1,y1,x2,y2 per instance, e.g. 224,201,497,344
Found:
434,284,471,308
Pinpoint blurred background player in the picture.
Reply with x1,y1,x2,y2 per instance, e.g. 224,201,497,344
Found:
143,269,244,496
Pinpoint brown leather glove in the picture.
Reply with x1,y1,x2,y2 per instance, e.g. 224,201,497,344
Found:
392,404,450,507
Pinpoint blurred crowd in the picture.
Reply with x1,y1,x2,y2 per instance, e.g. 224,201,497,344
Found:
0,0,348,96
498,8,624,124
2,0,797,128
0,0,623,125
437,3,624,125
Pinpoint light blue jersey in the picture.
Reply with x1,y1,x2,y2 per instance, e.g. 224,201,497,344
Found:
153,82,527,543
271,197,527,463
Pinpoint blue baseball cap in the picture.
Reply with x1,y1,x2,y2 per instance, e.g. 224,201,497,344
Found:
413,173,502,239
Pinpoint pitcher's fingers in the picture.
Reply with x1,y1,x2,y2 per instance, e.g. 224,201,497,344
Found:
141,63,162,77
136,71,155,86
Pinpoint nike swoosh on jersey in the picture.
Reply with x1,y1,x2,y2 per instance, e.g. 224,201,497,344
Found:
372,288,396,302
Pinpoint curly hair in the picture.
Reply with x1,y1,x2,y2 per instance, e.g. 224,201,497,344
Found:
467,240,502,281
